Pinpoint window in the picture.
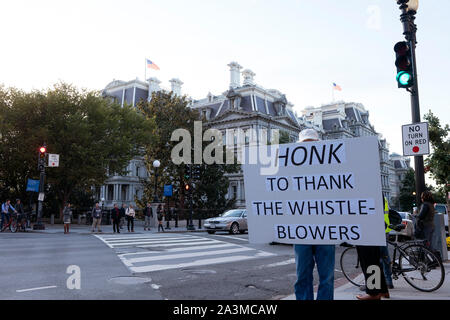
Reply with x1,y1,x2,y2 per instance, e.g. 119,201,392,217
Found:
136,166,140,177
232,186,237,199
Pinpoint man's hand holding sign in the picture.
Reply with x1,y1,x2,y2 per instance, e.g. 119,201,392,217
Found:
243,136,386,246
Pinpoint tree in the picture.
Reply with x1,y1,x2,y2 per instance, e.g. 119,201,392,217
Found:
0,83,155,218
136,91,240,216
424,110,449,195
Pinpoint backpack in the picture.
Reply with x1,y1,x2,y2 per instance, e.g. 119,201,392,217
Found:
388,209,403,226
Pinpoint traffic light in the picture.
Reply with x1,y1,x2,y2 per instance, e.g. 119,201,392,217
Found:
38,144,47,171
394,41,414,88
192,164,202,181
184,164,191,180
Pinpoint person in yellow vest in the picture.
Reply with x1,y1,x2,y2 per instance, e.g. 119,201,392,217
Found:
381,197,394,289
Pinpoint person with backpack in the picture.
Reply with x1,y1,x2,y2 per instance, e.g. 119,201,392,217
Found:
119,203,126,230
126,204,136,232
157,204,164,233
1,199,17,231
143,202,153,231
91,203,102,233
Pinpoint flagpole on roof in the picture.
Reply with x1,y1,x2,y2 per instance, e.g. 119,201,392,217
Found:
332,84,335,102
145,58,147,81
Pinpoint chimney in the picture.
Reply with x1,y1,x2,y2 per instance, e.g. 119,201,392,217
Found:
147,77,161,101
227,62,242,89
242,69,255,86
169,78,184,96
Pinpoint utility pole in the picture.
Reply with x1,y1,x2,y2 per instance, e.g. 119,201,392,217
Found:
396,0,425,207
33,144,47,230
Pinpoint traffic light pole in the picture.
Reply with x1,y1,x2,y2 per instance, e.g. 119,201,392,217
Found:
398,1,426,208
33,162,46,230
187,164,195,230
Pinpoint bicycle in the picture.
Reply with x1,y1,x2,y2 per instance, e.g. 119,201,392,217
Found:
340,224,445,292
1,213,18,233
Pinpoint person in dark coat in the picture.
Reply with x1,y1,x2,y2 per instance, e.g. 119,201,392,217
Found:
119,203,126,230
415,191,436,248
111,203,121,233
157,204,164,232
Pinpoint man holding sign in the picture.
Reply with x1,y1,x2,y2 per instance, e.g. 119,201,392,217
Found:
293,129,335,300
243,129,387,300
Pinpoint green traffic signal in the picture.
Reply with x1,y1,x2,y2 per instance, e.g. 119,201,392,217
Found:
394,41,414,88
396,71,412,86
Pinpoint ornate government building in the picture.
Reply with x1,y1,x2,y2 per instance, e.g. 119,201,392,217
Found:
98,63,409,209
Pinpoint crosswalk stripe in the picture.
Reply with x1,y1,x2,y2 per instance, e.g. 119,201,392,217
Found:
108,238,208,247
118,243,236,257
127,247,255,264
129,255,258,273
137,240,222,248
95,233,276,273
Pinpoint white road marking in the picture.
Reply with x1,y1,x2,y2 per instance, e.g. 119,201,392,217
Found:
138,240,222,248
212,235,249,242
109,238,209,247
16,286,57,293
119,243,236,257
127,247,255,264
256,258,296,269
130,255,259,273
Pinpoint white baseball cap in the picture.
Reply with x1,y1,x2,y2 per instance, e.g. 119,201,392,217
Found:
298,128,320,142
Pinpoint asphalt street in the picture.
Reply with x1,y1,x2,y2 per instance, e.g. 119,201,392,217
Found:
0,228,349,300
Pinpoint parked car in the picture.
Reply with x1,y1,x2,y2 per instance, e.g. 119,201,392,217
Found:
434,203,449,235
389,211,414,241
204,209,248,234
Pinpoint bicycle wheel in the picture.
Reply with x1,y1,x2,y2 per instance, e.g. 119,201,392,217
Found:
10,217,18,233
399,244,445,292
340,247,365,287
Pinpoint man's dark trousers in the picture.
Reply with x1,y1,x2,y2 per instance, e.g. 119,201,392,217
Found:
356,245,389,296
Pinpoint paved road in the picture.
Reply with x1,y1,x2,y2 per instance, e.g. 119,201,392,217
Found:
0,229,348,300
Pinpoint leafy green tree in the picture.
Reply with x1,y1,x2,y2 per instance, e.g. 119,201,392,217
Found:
424,110,449,195
136,91,240,217
0,83,155,218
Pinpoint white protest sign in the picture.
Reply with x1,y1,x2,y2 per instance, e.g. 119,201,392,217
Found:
402,122,430,156
243,136,385,246
48,154,59,167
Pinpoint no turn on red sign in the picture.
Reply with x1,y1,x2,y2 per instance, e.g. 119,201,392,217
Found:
402,122,430,156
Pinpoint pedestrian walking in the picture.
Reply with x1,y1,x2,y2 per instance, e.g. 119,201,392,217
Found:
293,129,335,301
111,203,121,233
63,202,73,234
157,204,164,232
119,203,126,230
143,202,153,231
126,204,135,232
91,203,102,233
414,191,436,248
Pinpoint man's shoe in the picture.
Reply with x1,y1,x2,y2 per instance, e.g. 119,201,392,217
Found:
356,293,382,300
381,292,390,299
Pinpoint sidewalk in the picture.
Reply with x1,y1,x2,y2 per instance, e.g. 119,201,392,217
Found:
283,258,450,300
27,219,208,234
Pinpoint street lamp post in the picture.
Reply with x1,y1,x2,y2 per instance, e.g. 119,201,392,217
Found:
153,160,161,203
396,0,425,208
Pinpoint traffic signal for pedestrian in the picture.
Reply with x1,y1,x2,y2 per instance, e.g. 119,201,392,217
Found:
185,183,191,191
394,41,414,88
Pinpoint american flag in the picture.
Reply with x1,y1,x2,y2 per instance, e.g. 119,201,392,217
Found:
146,59,160,71
333,83,342,91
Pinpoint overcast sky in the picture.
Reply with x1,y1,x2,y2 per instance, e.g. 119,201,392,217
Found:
1,0,449,158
